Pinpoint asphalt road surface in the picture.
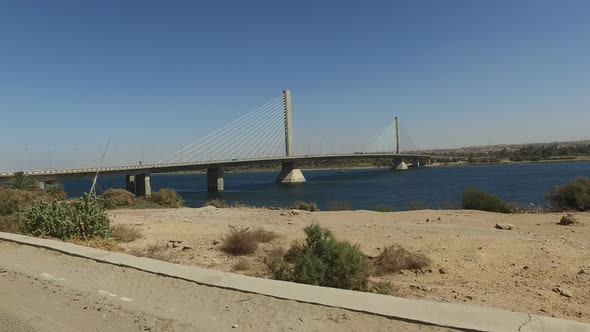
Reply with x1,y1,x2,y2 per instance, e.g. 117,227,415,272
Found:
0,241,457,332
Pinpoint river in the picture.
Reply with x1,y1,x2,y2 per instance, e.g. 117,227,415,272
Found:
61,161,590,211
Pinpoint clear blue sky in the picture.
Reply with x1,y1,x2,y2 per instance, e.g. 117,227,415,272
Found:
1,0,589,170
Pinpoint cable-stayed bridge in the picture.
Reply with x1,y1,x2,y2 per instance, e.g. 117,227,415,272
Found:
0,90,445,196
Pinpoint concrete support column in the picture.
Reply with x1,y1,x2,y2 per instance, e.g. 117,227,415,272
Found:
392,158,408,170
36,181,45,190
125,175,136,194
276,162,306,183
134,173,151,197
412,158,420,168
207,168,224,192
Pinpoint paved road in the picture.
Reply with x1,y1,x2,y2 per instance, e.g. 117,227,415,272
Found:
0,241,455,332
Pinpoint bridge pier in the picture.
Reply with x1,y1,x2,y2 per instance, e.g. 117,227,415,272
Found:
392,158,408,170
276,162,306,183
125,175,136,194
134,173,151,197
207,168,224,192
412,158,421,168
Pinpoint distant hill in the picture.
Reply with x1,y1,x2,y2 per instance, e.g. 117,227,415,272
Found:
410,139,590,155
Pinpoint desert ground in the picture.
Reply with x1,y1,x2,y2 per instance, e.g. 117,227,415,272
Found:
108,207,590,323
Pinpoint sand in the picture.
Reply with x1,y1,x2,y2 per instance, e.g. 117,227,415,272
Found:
108,207,590,323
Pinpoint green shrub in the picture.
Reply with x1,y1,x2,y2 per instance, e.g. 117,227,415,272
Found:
0,188,51,216
266,224,372,291
546,177,590,211
10,172,38,190
101,189,136,209
292,201,320,212
373,244,431,275
203,199,228,208
150,188,183,208
45,183,67,201
20,194,112,240
461,187,513,213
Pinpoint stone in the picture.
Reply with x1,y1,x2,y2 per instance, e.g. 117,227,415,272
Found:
232,324,238,328
495,223,514,230
439,267,448,274
212,240,220,245
578,269,587,274
291,209,301,215
559,214,577,225
280,212,288,216
560,288,573,298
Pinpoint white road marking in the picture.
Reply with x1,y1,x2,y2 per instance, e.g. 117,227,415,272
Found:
98,290,118,297
98,290,133,302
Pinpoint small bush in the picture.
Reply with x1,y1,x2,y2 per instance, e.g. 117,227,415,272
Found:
222,226,259,255
267,224,372,291
112,225,142,242
20,194,112,240
101,189,136,209
546,177,590,211
0,188,52,216
292,201,320,212
203,199,228,208
150,189,183,208
373,244,432,275
45,184,67,201
462,187,513,213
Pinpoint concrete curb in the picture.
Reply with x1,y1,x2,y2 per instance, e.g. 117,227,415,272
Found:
1,232,588,332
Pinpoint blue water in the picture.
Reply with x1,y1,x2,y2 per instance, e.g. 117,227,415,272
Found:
61,162,590,211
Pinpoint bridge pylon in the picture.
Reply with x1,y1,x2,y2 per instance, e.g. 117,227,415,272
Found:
276,89,306,184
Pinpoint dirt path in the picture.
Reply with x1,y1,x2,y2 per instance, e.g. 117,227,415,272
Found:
109,207,590,323
0,241,454,331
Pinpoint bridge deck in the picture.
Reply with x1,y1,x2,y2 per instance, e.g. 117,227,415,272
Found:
0,153,442,181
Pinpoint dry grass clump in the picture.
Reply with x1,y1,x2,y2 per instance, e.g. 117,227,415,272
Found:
221,226,278,256
0,215,20,233
232,257,251,271
0,188,52,216
291,201,320,212
369,281,397,295
128,243,176,263
69,238,124,252
101,189,136,209
112,225,142,242
203,199,228,208
222,226,259,255
150,189,183,208
250,228,278,243
373,244,432,275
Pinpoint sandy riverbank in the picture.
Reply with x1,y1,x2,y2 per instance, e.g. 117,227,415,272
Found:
108,207,590,323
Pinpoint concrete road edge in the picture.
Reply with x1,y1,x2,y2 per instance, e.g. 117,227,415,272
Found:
1,232,588,332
